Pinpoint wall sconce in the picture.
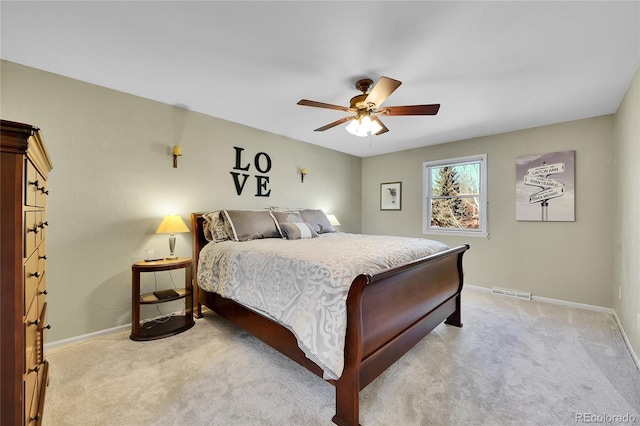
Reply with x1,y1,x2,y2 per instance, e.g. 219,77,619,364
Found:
172,145,182,168
300,167,308,183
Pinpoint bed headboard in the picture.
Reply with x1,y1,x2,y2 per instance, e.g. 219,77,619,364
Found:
191,212,208,270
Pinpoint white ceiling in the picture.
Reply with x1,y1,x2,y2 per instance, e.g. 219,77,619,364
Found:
2,1,639,157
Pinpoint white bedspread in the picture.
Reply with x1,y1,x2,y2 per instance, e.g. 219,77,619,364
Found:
197,232,448,379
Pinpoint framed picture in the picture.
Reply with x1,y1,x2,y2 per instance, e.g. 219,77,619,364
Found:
380,182,402,211
516,150,575,221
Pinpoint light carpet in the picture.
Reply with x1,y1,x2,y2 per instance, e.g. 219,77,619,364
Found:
43,289,640,426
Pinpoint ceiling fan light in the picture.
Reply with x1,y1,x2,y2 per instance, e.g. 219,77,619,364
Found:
359,117,374,136
346,118,369,137
345,119,360,135
345,114,381,137
370,119,383,135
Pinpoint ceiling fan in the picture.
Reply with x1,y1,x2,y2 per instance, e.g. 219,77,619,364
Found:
297,76,440,137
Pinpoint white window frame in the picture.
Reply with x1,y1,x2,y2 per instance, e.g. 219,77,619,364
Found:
423,153,488,238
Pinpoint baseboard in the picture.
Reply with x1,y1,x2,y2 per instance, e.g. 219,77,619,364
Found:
531,294,615,314
613,312,640,373
463,284,493,293
45,323,130,353
464,284,614,313
463,284,639,373
45,310,187,353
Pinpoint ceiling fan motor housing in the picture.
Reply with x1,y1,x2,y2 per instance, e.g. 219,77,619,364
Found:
351,79,375,110
350,94,369,110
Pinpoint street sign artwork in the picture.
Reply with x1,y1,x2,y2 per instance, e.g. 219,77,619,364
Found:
527,163,565,177
529,186,564,204
523,175,564,188
516,150,575,221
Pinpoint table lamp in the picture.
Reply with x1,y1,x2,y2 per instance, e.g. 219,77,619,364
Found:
156,215,189,259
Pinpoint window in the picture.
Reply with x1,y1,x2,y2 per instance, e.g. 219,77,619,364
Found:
423,154,487,237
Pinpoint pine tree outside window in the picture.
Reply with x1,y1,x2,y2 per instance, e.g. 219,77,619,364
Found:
423,154,487,237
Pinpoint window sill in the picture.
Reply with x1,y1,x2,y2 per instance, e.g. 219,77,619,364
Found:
422,229,488,238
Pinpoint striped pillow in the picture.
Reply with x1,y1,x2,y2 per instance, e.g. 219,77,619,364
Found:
279,222,318,240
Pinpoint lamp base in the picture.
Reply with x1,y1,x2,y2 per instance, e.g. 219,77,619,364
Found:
167,235,177,260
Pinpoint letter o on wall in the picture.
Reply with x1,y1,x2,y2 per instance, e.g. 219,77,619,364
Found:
254,152,272,174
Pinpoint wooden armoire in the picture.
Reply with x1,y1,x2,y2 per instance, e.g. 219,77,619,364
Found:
1,120,53,425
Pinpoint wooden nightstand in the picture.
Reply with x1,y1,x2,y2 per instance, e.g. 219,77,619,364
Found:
130,257,194,341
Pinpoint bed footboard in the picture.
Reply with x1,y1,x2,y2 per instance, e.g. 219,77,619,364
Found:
333,244,469,426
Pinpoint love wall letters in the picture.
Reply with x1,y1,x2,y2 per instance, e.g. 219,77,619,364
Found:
230,146,272,197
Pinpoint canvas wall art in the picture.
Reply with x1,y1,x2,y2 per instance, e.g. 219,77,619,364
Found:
516,150,575,221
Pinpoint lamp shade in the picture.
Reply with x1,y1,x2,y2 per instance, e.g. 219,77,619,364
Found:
156,215,189,234
326,214,340,226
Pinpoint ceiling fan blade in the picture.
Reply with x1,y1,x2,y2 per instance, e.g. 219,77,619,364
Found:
380,104,440,116
371,116,389,135
314,116,354,132
297,99,350,112
364,76,402,109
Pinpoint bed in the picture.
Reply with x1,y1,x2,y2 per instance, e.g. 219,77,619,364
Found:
191,209,469,426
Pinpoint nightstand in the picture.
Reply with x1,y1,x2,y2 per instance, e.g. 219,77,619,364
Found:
130,257,194,341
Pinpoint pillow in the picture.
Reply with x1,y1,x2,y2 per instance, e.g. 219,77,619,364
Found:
270,211,304,224
222,210,280,241
202,211,231,242
299,209,335,234
269,211,304,237
279,222,319,240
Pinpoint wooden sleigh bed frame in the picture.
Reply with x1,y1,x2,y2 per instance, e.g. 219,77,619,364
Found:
191,212,469,426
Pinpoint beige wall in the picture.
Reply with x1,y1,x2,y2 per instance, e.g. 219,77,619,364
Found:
1,60,362,342
3,58,637,351
613,66,640,356
362,116,615,308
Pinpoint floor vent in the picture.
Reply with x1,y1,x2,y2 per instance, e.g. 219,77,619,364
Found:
491,287,532,300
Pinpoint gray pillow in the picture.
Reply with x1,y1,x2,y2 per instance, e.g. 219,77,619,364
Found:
280,222,319,240
299,209,335,233
270,211,303,223
269,211,304,237
222,210,280,241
